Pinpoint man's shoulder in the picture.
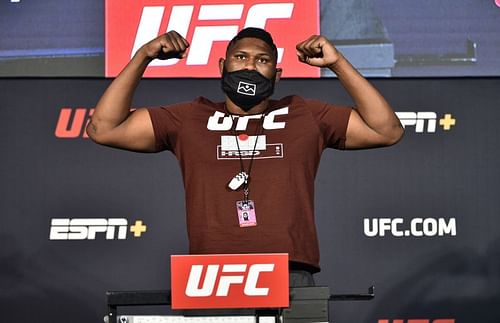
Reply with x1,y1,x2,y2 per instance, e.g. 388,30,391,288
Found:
270,95,330,110
270,95,308,108
193,96,223,108
152,96,222,112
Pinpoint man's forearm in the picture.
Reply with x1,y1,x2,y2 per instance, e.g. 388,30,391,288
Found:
328,55,403,142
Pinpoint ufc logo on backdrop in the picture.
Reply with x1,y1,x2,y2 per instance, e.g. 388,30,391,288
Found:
55,107,93,138
170,253,289,309
105,0,319,77
133,3,294,66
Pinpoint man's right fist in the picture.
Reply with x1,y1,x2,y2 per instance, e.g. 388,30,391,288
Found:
141,30,190,60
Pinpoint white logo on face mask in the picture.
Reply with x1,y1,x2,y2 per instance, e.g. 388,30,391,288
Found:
237,81,257,96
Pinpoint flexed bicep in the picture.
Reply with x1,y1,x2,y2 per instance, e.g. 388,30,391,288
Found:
89,108,157,153
344,109,400,149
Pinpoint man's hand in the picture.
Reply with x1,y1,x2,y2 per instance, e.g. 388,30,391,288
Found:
140,31,190,61
296,35,342,68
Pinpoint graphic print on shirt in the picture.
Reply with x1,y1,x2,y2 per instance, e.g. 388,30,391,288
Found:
206,107,288,160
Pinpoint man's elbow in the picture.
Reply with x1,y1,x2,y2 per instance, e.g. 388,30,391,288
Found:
384,125,405,146
86,121,108,146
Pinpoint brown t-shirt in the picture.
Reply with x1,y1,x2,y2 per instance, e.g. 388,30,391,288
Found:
148,95,351,272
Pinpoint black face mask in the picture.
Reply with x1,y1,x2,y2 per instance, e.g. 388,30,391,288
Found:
221,69,275,112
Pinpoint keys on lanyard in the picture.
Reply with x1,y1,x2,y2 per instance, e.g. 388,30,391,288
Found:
228,171,248,191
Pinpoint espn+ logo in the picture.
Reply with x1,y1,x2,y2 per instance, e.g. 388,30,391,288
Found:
49,218,147,240
185,263,274,297
396,112,456,133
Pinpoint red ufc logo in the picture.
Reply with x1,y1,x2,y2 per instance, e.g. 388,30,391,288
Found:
171,253,289,309
378,320,455,323
105,0,319,78
185,264,275,297
55,108,94,138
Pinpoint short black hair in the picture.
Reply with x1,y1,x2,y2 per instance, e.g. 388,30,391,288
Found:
226,27,278,60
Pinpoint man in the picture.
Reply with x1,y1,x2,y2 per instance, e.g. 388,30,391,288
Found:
88,28,403,285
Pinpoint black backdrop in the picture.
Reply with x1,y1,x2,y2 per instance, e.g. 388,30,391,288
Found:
1,77,499,322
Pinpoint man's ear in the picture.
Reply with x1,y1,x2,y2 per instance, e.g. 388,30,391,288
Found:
275,68,283,83
219,58,225,75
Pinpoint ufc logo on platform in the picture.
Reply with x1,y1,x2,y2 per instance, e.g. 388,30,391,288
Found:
170,253,289,309
105,0,319,77
185,263,274,297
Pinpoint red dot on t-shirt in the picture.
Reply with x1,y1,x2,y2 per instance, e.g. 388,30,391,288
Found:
238,134,249,141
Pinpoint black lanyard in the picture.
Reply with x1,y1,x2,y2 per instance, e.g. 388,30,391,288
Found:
226,107,266,202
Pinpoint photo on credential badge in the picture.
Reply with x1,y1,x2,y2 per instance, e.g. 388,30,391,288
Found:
1,0,499,77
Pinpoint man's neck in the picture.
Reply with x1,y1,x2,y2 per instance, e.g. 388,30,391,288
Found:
225,98,270,115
